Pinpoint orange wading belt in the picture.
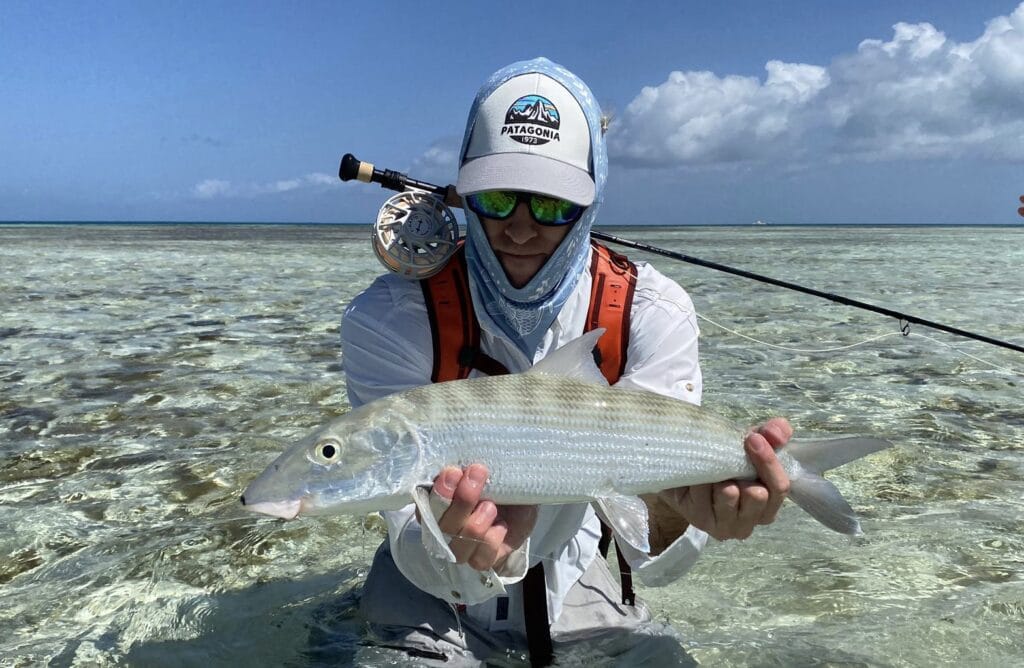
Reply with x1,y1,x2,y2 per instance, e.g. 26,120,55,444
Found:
421,241,638,667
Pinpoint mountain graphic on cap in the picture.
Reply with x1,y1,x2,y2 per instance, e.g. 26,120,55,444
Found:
505,95,559,129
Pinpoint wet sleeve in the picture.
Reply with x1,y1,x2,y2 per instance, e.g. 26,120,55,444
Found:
341,276,525,603
614,266,710,585
615,526,709,587
384,505,529,606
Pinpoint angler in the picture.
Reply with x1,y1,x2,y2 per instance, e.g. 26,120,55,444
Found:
327,57,803,666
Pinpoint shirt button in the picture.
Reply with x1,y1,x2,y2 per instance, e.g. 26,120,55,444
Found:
685,383,694,392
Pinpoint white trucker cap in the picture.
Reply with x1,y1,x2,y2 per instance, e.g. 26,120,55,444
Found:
457,72,595,206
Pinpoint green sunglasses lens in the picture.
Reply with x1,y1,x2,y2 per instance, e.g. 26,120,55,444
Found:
469,191,518,218
530,195,584,226
467,190,586,226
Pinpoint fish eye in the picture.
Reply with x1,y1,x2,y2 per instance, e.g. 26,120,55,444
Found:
315,438,341,463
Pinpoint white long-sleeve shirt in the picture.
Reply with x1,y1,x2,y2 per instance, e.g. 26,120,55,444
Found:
340,247,709,630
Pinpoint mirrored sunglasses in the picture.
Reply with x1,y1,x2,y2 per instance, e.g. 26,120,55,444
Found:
465,190,586,227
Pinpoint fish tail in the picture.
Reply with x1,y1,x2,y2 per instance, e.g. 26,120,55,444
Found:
785,437,891,535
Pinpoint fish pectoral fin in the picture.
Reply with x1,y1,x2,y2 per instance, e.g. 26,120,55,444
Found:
412,487,457,562
527,328,609,386
593,494,651,554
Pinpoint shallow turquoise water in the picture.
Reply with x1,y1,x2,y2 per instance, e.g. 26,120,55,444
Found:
1,224,1022,666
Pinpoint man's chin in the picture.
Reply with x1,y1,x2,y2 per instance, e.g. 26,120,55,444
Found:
498,255,546,288
506,275,530,288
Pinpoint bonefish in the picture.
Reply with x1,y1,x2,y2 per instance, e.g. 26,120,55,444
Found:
242,329,890,559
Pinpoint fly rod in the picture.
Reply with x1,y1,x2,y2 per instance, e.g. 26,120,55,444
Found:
339,153,1024,355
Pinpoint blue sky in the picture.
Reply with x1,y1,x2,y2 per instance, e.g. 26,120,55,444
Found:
2,1,1022,224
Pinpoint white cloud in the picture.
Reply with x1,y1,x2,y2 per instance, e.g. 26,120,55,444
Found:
193,179,231,199
304,172,339,187
610,2,1024,167
190,172,340,199
409,137,460,184
270,178,302,193
610,62,829,166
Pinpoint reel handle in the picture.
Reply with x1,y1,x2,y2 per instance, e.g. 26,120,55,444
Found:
339,153,463,209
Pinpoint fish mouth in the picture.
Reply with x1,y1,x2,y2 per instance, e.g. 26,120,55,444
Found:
240,495,304,520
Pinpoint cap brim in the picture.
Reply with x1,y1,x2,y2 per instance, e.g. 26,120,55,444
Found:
456,153,595,206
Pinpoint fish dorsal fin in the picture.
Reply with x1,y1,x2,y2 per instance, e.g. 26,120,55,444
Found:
528,328,608,386
593,494,650,553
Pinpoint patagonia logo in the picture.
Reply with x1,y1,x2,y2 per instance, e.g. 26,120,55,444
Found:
502,95,560,146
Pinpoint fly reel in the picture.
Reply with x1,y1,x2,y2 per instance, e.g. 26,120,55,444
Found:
372,190,459,279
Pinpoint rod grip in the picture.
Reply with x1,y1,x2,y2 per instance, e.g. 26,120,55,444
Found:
339,153,373,183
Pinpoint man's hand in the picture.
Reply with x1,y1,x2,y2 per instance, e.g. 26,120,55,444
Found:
431,463,538,572
662,417,793,541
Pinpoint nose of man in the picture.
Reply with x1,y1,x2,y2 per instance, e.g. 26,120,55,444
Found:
502,203,540,244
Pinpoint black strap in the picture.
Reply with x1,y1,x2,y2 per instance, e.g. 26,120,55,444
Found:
615,547,636,606
598,520,613,558
458,345,510,377
523,563,553,667
599,522,636,606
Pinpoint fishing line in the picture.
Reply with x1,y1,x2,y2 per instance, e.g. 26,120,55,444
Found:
695,311,1021,375
590,229,1024,355
901,332,1021,376
338,153,1024,357
696,313,905,353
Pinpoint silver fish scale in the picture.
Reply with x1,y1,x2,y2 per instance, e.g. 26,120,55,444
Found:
392,373,760,504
